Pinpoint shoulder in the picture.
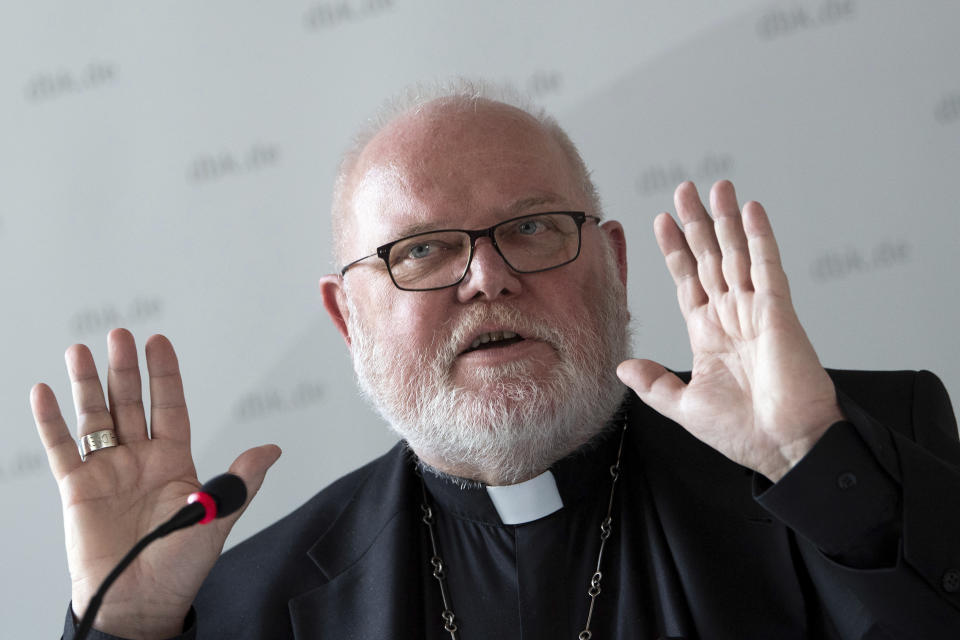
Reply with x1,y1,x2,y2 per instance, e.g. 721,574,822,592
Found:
194,442,408,632
826,368,956,442
219,441,404,572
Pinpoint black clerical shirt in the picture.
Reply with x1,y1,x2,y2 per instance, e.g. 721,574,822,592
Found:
420,425,661,640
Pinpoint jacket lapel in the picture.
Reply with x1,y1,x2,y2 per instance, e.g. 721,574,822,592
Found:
630,395,811,639
287,443,428,640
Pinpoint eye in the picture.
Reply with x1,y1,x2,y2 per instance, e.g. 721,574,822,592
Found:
391,234,462,266
516,220,544,235
407,243,434,259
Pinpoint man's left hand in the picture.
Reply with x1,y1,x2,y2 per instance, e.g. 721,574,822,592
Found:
617,180,844,482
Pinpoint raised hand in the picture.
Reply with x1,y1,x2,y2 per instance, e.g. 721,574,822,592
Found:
31,329,281,639
617,181,844,482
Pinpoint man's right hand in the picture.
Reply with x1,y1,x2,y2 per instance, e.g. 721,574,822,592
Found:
31,329,281,640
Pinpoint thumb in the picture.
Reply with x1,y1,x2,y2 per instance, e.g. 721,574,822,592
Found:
216,444,282,528
617,358,686,422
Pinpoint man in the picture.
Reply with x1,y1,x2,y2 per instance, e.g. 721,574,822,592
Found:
34,83,960,639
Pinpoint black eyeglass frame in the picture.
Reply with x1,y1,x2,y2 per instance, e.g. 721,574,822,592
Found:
339,211,601,292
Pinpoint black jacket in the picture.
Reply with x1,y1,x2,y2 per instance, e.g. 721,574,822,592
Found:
67,370,960,639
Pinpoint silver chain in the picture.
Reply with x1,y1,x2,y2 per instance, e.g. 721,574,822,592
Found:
419,484,461,638
417,419,628,639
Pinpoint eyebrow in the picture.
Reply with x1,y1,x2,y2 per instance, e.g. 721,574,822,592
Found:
391,194,570,238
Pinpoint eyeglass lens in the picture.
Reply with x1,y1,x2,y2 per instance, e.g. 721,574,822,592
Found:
387,213,582,290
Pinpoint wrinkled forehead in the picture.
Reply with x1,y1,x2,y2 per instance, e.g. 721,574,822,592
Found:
339,101,583,254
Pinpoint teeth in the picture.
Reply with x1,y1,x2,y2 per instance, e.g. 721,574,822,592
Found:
469,331,519,350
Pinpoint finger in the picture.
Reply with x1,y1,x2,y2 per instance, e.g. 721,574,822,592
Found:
654,212,708,314
66,344,115,439
709,181,752,292
616,359,686,424
145,334,190,443
213,444,282,532
107,329,148,443
674,182,727,296
31,383,83,481
742,201,790,297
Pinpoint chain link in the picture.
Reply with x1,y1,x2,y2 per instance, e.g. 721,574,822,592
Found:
419,470,459,639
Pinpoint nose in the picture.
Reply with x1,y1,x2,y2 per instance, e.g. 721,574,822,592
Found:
456,237,522,302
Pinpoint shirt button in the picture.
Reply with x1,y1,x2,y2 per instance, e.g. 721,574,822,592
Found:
837,472,857,490
943,569,960,593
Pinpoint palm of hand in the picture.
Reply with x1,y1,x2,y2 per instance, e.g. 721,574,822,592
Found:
618,182,843,481
33,330,280,639
62,441,210,609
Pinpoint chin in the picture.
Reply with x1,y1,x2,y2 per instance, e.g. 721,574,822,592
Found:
387,371,625,484
452,356,554,385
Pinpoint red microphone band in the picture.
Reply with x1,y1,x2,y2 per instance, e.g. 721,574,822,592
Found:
187,491,217,524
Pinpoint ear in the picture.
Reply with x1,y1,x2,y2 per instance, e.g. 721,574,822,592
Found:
600,220,628,288
319,274,352,348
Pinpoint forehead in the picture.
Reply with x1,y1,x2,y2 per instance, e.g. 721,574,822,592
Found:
344,101,583,249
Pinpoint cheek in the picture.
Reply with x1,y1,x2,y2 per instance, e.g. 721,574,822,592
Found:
348,278,402,336
539,269,595,313
543,267,613,334
374,290,450,347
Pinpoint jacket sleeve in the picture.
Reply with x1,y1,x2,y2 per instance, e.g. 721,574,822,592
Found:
755,370,960,639
61,604,197,640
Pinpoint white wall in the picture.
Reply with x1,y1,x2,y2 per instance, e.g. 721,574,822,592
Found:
2,1,958,635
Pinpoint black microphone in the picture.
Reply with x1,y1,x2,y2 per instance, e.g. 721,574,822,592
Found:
154,473,248,536
75,474,248,640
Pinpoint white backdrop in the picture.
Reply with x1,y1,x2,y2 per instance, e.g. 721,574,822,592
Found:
2,1,958,636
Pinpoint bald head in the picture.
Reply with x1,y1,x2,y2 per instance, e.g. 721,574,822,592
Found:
331,89,601,268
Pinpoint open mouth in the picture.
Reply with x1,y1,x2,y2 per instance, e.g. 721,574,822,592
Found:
462,330,526,354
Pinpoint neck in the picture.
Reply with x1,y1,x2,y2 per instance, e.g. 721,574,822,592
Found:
410,414,625,487
414,453,549,487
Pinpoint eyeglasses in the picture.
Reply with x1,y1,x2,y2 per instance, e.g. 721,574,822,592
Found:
339,211,600,291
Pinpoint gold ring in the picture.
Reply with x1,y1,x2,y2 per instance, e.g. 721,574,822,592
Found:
79,429,119,460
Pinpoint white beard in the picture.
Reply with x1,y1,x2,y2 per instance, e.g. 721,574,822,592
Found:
346,251,630,485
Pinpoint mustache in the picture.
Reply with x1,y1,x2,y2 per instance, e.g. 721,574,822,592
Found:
431,304,569,364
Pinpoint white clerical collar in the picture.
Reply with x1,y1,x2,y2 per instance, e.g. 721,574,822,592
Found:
485,470,564,525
